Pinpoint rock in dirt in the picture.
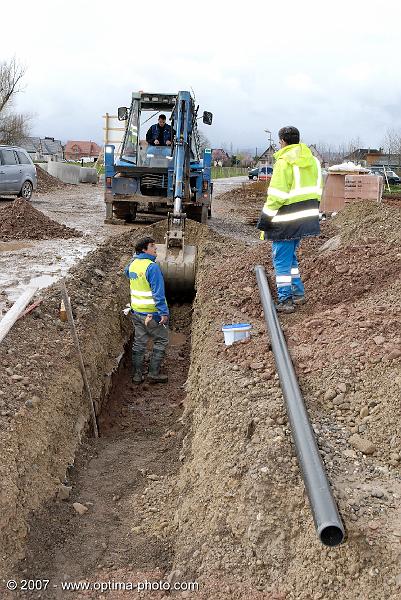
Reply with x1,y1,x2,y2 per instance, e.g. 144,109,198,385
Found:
0,198,82,241
370,489,384,499
73,502,88,515
324,388,337,402
319,235,341,253
58,485,72,501
385,349,401,360
349,433,376,455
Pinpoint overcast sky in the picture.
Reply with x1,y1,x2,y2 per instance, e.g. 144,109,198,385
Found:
1,0,401,153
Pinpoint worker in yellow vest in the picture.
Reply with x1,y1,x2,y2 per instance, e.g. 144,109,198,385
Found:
257,126,322,312
124,237,169,384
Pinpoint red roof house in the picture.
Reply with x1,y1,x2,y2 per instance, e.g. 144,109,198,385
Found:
64,140,101,160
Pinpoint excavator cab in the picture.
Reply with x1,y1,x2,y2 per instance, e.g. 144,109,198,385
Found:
105,91,213,295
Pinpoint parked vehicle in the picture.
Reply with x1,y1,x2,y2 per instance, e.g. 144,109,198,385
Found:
369,167,401,185
0,146,37,200
258,166,273,181
248,166,273,180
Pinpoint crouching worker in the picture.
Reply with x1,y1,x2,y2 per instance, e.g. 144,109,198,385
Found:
257,126,322,313
124,237,169,384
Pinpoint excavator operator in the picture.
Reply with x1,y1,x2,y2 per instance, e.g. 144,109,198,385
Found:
146,114,172,146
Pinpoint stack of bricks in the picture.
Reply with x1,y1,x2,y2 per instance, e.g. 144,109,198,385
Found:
344,175,383,204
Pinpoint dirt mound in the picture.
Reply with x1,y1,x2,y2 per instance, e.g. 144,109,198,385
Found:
0,198,82,241
36,165,67,193
171,212,401,598
334,200,401,243
215,181,268,225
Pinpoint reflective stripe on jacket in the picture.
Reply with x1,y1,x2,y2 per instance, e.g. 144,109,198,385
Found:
257,143,322,240
129,258,158,313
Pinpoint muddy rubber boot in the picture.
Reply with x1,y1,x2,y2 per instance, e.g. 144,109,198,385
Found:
293,295,306,305
148,349,168,384
275,298,295,313
132,350,145,384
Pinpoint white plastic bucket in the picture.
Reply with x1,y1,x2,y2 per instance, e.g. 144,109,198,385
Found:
221,323,252,346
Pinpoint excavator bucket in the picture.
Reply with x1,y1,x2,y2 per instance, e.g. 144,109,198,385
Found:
156,243,196,298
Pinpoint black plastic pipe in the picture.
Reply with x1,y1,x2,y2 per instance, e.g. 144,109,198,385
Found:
255,265,345,547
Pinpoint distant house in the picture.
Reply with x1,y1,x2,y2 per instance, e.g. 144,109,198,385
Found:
65,140,102,161
212,148,230,166
344,148,384,166
344,147,401,170
257,144,276,166
19,136,63,160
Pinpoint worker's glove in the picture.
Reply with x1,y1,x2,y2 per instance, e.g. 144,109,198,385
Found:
260,231,265,241
122,303,130,316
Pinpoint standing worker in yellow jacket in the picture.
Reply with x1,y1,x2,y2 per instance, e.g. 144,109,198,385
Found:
124,237,169,384
257,126,322,313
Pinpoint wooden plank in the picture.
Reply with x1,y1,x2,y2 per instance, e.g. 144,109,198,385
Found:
17,298,43,320
0,287,38,344
60,280,99,438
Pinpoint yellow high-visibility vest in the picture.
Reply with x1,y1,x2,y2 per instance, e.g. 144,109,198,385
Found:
128,258,157,313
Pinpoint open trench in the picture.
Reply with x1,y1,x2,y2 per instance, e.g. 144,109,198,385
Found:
12,302,193,599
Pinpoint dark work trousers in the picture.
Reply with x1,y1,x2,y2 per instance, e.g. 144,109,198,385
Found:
132,313,169,353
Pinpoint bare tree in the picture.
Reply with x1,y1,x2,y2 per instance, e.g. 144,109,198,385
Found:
382,128,401,167
0,57,30,144
345,136,362,157
197,129,211,155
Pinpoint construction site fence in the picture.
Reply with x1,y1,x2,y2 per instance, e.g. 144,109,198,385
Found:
211,167,249,179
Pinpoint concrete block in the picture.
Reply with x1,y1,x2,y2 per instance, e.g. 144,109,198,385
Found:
79,168,98,184
48,161,80,184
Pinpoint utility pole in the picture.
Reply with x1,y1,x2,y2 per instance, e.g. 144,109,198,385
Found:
264,129,273,165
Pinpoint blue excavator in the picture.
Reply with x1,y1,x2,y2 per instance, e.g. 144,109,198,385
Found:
104,90,213,294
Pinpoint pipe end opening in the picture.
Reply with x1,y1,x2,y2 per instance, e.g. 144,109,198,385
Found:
320,525,344,547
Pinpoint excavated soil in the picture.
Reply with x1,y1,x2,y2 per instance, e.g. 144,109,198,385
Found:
216,181,267,226
36,165,68,194
0,198,82,241
170,198,401,600
0,183,400,599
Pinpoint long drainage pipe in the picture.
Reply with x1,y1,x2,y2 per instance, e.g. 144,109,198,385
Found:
255,265,345,547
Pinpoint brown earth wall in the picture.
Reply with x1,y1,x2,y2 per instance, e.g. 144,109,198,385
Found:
173,225,401,600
